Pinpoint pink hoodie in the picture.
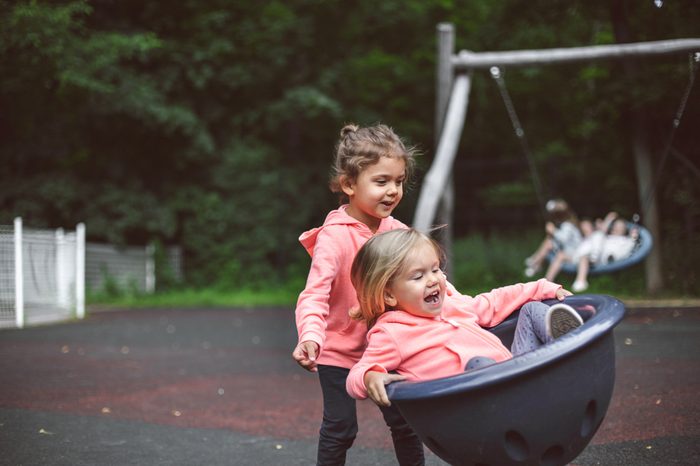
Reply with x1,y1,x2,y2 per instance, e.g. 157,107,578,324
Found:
346,279,562,399
295,205,408,368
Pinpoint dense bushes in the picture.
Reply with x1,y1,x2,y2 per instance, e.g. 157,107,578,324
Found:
2,1,698,295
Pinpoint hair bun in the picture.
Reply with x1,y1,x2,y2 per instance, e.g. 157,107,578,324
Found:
340,124,359,138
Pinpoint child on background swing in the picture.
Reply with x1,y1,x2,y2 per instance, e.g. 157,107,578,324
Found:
346,228,582,406
524,198,582,280
569,211,640,292
292,124,425,465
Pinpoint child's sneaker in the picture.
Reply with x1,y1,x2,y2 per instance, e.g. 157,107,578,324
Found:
572,280,588,292
546,303,584,339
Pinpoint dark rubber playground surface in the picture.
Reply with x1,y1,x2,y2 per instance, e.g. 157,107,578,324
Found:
1,304,699,465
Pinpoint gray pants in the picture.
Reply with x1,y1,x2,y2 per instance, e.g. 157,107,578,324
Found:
510,301,554,355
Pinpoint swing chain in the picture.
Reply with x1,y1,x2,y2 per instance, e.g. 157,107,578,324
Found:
673,52,700,128
641,52,699,216
490,67,528,140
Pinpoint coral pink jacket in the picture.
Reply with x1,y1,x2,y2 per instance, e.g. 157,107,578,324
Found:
295,205,408,368
346,279,562,399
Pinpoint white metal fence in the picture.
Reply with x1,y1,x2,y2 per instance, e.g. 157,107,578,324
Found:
86,242,182,294
0,223,17,326
0,218,85,328
1,218,182,329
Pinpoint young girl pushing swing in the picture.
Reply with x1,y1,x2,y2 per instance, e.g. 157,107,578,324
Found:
346,228,583,407
293,124,425,465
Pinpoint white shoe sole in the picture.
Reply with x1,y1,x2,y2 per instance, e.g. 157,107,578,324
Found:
546,303,584,339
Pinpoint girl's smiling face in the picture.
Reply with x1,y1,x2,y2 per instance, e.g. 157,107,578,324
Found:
341,156,405,232
383,240,446,318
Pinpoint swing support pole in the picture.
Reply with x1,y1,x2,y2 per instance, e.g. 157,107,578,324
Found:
414,71,471,233
433,23,457,277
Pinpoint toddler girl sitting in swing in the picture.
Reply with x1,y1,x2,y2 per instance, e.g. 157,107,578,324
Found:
346,228,582,406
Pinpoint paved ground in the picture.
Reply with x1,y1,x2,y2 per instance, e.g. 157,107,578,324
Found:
1,303,699,465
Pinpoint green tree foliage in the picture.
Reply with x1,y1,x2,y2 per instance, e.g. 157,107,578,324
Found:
1,0,698,293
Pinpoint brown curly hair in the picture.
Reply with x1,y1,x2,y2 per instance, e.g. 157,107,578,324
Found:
329,123,417,203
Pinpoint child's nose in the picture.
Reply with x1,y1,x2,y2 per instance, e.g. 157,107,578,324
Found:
427,272,439,285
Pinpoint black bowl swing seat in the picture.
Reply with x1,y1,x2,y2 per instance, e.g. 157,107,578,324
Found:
386,294,626,466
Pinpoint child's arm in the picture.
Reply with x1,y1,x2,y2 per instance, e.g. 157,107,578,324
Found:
294,228,342,369
446,278,564,328
601,211,618,231
545,221,556,236
346,326,402,402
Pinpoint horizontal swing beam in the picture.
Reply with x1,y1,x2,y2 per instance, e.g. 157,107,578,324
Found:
454,38,700,69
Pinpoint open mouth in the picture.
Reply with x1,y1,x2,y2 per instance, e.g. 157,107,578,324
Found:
424,290,440,304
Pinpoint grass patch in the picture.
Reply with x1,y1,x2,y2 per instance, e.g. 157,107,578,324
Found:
89,228,697,309
88,286,298,309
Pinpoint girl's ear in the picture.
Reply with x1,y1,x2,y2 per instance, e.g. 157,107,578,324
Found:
340,175,355,197
383,289,397,308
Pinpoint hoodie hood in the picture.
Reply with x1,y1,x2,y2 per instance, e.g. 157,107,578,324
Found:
300,205,400,256
299,206,362,255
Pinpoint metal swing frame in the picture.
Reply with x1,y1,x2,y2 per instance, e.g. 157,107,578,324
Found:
413,23,700,272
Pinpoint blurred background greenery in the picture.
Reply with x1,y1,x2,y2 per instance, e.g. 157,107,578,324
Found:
1,0,698,304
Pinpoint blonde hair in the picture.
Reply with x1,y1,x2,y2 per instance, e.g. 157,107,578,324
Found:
329,123,417,202
350,229,443,328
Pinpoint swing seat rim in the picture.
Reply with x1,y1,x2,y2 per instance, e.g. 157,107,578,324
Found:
386,294,625,401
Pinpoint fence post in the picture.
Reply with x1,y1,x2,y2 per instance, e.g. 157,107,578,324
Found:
76,223,85,319
56,228,70,310
14,217,24,328
145,243,156,293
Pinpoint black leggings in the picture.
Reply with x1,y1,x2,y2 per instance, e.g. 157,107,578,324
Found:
316,364,425,466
